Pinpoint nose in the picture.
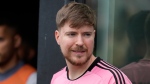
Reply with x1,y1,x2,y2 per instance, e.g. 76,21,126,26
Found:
76,35,84,46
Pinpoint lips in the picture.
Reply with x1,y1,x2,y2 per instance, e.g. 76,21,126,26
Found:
71,50,86,55
72,50,85,52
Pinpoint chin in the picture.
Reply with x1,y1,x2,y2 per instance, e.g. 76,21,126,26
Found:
69,58,89,66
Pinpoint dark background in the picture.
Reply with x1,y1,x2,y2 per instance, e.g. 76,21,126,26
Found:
0,0,39,69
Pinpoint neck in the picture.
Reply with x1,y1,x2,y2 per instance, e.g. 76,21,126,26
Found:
66,55,96,80
0,54,19,74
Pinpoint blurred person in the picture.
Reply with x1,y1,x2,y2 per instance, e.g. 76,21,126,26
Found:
124,11,148,64
0,13,37,84
18,41,36,61
121,11,150,84
51,2,132,84
17,40,37,69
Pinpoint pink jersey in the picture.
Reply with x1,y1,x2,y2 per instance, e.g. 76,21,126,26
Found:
51,57,132,84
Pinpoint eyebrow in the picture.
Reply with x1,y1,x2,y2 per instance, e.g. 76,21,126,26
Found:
83,32,93,33
64,31,94,35
65,31,77,33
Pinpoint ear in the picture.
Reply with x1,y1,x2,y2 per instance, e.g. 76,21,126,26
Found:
14,34,22,48
55,30,60,45
93,30,96,38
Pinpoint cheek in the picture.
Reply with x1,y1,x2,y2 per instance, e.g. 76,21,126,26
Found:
60,39,74,51
86,39,94,48
61,42,70,49
0,41,14,53
0,45,8,55
85,40,95,54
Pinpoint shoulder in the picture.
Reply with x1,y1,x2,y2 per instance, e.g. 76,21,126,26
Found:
53,67,66,77
17,64,36,75
93,58,132,84
21,64,36,71
121,62,137,70
108,74,132,84
120,62,138,76
26,72,37,84
51,67,66,84
18,64,36,76
23,65,37,84
16,64,37,83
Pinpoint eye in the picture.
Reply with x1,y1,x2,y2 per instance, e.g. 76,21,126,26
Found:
67,33,76,37
83,33,92,37
0,37,4,42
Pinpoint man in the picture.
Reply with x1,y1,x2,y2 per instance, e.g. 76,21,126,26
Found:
51,2,132,84
0,13,37,84
121,11,150,84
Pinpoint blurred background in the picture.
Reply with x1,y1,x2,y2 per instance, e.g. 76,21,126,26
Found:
86,0,150,68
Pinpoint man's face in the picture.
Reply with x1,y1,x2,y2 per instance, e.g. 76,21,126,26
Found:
55,22,95,66
0,26,16,66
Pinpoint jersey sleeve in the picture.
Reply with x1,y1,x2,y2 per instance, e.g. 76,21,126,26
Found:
26,72,37,84
108,75,132,84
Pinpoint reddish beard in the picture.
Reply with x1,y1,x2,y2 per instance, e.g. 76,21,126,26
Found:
64,45,92,66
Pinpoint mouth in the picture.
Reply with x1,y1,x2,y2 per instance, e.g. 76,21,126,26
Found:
72,50,86,53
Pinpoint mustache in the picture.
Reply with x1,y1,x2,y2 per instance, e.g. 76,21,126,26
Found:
71,46,87,51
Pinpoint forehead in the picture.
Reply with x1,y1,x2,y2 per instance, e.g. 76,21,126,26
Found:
0,26,7,33
0,25,13,36
60,22,94,32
